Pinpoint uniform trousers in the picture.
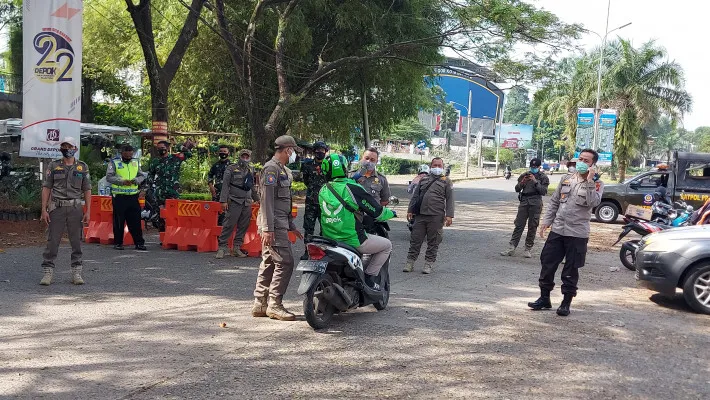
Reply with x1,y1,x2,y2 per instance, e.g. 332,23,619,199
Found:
112,194,145,246
42,205,84,269
254,230,294,300
538,232,588,296
407,214,445,263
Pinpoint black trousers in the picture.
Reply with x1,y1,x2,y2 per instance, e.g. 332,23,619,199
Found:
538,232,588,296
112,194,145,246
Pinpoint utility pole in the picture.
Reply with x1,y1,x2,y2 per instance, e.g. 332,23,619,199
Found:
495,94,506,175
361,78,370,148
465,90,472,178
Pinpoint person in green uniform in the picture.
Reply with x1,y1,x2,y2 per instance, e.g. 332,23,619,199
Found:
319,154,396,288
39,137,92,286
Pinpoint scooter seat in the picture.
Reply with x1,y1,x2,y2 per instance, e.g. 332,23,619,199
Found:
337,242,363,258
310,236,363,258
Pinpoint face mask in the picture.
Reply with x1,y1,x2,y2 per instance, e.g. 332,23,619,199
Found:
576,162,590,174
61,148,76,158
430,167,444,176
315,152,326,160
288,148,297,164
567,166,576,174
158,149,168,156
241,158,251,164
361,161,376,172
530,168,540,174
122,156,132,163
219,153,229,160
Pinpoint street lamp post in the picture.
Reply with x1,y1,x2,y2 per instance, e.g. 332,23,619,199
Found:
450,92,472,177
589,0,631,149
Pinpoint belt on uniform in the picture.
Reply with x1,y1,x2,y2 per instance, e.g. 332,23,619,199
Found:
54,199,82,207
520,193,541,197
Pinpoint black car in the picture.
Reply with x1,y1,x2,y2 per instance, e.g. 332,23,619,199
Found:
635,225,710,314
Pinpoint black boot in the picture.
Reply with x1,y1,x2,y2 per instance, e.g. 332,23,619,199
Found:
557,294,573,316
528,290,552,310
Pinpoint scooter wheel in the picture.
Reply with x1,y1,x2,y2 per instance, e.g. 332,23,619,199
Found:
619,240,639,271
303,274,336,330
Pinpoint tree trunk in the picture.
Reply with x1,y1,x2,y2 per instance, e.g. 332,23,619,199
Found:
81,77,94,123
617,159,627,183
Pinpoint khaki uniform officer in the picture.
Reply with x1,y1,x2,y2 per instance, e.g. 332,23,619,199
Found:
252,136,303,321
216,149,260,259
404,157,454,275
40,137,92,286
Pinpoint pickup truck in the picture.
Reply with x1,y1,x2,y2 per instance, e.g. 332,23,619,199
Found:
595,151,710,223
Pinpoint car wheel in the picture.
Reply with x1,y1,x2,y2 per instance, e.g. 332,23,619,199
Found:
682,263,710,315
595,202,619,223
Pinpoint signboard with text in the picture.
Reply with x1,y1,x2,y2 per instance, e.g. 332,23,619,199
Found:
499,123,533,149
21,1,83,158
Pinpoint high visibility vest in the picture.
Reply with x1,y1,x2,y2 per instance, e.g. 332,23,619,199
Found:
111,159,140,195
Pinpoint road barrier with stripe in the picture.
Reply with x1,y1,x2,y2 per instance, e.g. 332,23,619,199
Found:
159,199,221,252
231,204,298,257
84,195,145,245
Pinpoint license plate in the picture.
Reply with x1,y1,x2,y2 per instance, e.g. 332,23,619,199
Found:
296,260,327,273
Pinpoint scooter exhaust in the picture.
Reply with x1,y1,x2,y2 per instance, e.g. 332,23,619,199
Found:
322,283,353,312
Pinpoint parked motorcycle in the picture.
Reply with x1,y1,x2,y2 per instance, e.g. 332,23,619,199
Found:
613,216,670,270
140,187,165,231
651,199,694,226
297,236,391,330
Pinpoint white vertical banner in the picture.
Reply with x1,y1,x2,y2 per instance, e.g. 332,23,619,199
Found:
21,0,83,158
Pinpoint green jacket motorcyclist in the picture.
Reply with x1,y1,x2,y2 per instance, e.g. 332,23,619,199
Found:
318,154,395,281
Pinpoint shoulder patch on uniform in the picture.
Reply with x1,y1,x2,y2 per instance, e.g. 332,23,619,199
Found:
562,179,570,185
441,176,447,181
596,182,602,191
76,165,83,171
265,171,277,185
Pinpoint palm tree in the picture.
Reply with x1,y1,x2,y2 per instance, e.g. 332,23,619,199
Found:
603,39,692,181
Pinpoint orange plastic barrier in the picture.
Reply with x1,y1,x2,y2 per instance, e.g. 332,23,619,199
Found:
159,199,221,252
230,204,298,257
84,195,145,245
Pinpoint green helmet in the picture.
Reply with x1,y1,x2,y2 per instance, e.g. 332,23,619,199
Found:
322,154,348,180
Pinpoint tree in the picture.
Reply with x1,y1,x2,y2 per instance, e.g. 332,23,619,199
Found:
124,0,206,133
503,86,531,124
181,0,581,160
605,39,692,181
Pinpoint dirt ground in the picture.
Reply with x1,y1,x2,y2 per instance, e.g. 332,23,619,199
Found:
0,220,47,249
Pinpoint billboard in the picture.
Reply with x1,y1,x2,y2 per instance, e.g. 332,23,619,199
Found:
500,124,533,149
21,1,83,159
575,108,616,165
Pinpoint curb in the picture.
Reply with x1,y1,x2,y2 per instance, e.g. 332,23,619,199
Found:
450,175,502,183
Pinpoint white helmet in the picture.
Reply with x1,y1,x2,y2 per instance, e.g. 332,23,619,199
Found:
418,164,430,174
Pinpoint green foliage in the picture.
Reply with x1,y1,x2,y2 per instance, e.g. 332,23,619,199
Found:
504,86,531,124
387,119,430,147
482,147,514,166
377,157,420,175
292,181,307,192
93,103,149,132
180,193,212,201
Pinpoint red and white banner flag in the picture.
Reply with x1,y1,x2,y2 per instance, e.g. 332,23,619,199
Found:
21,0,83,158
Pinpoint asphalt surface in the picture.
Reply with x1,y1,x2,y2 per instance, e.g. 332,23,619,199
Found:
1,177,709,399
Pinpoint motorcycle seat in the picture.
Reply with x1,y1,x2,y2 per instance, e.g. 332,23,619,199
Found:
310,236,363,258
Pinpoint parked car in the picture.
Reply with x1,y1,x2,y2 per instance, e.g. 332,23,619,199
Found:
595,151,710,223
635,225,710,314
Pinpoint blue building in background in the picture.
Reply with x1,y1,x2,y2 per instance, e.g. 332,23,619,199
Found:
419,58,505,142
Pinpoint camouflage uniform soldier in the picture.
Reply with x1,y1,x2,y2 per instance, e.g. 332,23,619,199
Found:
145,140,193,206
39,137,92,286
208,145,232,225
297,141,329,259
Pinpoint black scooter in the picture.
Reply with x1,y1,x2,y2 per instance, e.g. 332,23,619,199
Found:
140,187,165,231
297,236,390,330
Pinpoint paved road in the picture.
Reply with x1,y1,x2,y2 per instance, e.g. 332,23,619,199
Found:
1,178,708,399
